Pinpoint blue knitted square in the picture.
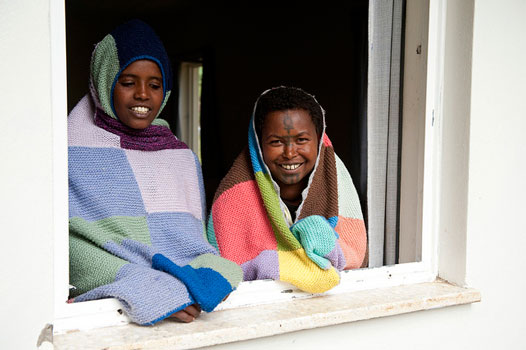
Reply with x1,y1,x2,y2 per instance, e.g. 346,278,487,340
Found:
69,146,146,221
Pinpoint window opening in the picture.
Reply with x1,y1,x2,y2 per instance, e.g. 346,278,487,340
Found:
177,62,203,161
57,0,432,333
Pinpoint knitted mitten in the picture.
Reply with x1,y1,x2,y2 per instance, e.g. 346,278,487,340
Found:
290,215,346,270
152,253,237,312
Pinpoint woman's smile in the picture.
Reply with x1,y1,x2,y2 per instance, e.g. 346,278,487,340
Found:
113,59,164,129
279,163,303,171
129,105,151,116
261,109,319,200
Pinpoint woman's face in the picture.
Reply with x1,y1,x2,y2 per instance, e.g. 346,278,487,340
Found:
113,59,164,129
261,109,318,198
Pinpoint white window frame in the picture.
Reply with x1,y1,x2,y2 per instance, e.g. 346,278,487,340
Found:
52,0,450,334
177,62,203,158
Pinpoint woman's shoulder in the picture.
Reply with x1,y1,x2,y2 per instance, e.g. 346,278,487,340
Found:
68,94,121,148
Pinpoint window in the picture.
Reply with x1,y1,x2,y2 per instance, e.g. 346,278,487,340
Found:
177,62,203,160
53,0,457,335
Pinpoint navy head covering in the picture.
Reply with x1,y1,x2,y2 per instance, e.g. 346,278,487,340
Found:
90,20,172,125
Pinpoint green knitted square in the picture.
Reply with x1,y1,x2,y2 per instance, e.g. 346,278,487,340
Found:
69,216,152,247
188,253,243,288
255,172,301,251
90,34,120,119
69,233,127,296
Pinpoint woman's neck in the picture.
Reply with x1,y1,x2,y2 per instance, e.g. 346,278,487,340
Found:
278,177,309,206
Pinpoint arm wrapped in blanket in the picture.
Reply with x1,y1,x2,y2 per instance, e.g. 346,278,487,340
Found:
70,226,241,325
68,97,242,325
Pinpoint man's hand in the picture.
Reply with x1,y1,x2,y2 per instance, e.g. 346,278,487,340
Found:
170,304,202,323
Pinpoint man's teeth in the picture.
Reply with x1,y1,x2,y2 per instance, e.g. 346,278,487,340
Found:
281,164,301,170
131,106,150,114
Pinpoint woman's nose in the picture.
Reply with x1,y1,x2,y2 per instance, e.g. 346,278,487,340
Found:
283,143,297,158
134,83,148,100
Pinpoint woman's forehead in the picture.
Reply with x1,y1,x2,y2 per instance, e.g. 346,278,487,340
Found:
263,109,316,131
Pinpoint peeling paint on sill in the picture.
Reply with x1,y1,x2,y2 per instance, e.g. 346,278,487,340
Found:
37,324,53,349
53,279,481,350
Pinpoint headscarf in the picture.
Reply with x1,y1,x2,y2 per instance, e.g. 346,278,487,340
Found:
89,19,172,126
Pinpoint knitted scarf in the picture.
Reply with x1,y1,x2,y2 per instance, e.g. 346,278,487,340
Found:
68,20,242,325
207,94,367,294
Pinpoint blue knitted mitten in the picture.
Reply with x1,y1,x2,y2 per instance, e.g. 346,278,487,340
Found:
152,253,233,312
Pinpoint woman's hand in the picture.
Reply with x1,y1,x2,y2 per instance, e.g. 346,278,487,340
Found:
170,304,202,323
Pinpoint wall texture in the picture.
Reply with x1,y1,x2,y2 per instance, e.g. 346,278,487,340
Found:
0,1,55,349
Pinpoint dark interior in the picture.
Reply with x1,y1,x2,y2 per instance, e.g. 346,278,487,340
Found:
66,0,369,211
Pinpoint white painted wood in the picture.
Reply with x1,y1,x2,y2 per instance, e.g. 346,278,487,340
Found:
53,262,434,333
420,0,447,277
51,0,70,323
436,0,475,287
218,262,435,311
177,62,202,157
53,280,481,350
53,299,131,334
399,0,429,263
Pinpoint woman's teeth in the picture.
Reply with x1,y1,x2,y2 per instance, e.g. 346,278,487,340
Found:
131,106,150,114
280,164,301,170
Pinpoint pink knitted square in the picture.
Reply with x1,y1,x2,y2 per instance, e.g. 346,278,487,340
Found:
212,180,278,265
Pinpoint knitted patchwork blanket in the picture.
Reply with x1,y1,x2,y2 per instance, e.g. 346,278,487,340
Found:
207,119,367,293
68,95,242,325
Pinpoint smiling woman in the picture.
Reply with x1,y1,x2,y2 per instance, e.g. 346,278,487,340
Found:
113,60,164,130
260,109,319,209
207,87,367,293
67,19,242,325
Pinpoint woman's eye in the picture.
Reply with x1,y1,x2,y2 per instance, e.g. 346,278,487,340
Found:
150,83,162,90
269,140,282,145
298,138,309,143
120,81,134,87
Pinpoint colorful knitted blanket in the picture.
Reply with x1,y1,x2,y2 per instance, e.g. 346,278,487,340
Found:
207,117,367,293
68,20,242,325
69,96,242,325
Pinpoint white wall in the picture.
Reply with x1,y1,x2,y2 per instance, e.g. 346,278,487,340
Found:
204,0,526,348
1,0,525,349
464,0,526,347
0,1,55,349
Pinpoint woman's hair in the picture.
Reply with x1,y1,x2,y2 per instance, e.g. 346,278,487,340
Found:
254,86,324,141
